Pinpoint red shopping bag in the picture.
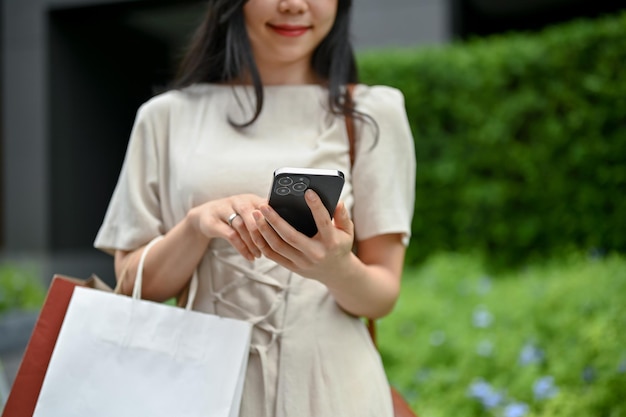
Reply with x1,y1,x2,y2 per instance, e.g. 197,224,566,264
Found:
1,275,111,417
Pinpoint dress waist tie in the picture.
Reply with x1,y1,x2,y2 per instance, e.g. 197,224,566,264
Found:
208,249,292,417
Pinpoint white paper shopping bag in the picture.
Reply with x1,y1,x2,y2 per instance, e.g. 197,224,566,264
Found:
32,287,251,417
33,237,252,417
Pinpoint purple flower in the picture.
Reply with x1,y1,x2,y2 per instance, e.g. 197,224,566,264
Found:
518,342,545,366
582,366,596,383
429,330,446,346
468,379,503,409
472,306,494,328
588,247,606,260
413,369,430,383
533,376,559,401
476,339,494,357
503,402,529,417
476,276,493,295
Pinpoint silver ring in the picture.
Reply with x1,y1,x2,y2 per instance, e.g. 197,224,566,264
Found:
227,212,240,227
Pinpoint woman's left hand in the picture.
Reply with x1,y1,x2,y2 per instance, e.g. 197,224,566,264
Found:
251,189,354,282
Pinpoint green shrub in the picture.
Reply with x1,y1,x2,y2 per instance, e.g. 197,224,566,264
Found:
357,12,626,268
379,252,626,417
0,264,46,315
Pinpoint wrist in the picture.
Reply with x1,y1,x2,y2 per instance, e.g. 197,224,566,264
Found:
185,207,211,246
319,251,361,289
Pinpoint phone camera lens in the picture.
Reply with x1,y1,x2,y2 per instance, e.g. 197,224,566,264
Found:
292,182,307,192
277,177,293,186
276,186,290,196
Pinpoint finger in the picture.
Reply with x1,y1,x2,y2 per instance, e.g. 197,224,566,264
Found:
258,204,309,247
332,202,354,235
219,223,255,261
230,215,262,258
250,210,277,252
304,189,334,239
253,209,302,265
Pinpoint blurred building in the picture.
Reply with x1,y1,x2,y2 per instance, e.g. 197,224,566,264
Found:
0,0,452,286
1,0,624,287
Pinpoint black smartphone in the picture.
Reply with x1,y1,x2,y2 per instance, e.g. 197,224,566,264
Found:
268,167,345,237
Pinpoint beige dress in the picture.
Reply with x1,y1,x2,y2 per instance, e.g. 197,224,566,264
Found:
94,84,416,417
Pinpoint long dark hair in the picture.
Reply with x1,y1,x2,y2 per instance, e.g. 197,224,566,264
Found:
171,0,362,128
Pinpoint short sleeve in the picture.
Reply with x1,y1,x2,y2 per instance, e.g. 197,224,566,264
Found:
93,98,166,255
351,85,416,246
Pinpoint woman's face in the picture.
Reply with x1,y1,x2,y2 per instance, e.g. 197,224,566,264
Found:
243,0,338,83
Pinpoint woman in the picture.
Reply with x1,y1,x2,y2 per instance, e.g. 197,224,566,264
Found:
94,0,416,416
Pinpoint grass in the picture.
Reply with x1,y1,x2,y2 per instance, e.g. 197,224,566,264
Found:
379,251,626,417
2,252,624,416
0,263,46,316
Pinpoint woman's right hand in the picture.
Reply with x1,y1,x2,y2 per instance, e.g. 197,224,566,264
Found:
188,194,267,261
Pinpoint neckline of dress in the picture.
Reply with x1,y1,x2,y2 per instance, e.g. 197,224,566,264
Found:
192,83,327,90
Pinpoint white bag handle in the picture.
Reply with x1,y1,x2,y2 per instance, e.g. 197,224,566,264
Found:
132,235,198,310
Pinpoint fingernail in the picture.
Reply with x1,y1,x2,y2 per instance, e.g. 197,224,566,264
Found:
305,189,317,201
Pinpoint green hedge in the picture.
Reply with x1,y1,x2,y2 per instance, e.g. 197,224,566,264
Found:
357,12,626,269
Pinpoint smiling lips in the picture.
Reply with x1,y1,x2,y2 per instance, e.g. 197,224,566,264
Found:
268,24,311,37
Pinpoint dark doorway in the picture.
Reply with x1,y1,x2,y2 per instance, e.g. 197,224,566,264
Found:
452,0,626,39
47,0,205,250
